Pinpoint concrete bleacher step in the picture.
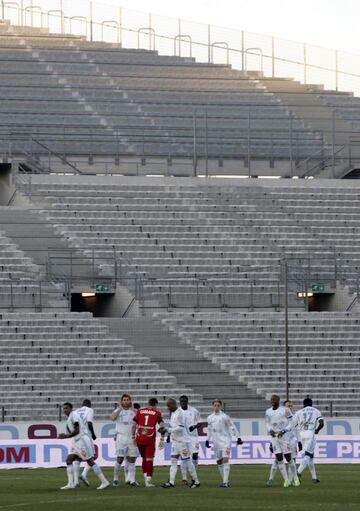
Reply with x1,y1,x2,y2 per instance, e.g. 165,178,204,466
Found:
102,317,267,417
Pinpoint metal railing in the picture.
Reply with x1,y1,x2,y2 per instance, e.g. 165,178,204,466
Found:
1,1,360,96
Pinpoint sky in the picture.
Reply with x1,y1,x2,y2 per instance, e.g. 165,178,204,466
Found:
99,0,360,55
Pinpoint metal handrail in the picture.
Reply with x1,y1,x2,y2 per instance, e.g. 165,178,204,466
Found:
210,42,230,65
101,20,119,44
245,47,264,72
30,138,83,174
69,16,87,38
24,5,43,28
137,27,155,51
174,34,192,58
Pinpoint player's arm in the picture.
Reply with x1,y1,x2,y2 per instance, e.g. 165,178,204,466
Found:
111,406,122,421
88,421,97,441
265,411,276,437
205,417,212,448
58,422,80,439
315,417,324,435
189,410,202,432
131,415,138,439
227,416,243,445
278,407,295,437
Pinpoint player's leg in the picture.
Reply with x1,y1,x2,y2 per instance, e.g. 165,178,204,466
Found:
285,453,300,487
306,452,319,482
81,437,95,485
267,458,278,486
87,458,110,490
143,443,156,487
126,455,138,486
275,453,289,486
113,455,124,487
182,444,199,488
162,455,179,488
61,454,78,490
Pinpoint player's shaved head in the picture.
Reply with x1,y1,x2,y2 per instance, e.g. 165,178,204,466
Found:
179,395,189,410
62,402,72,416
166,398,177,413
82,399,91,407
271,395,280,409
303,397,313,407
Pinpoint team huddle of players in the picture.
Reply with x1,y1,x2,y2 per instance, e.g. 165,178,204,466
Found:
58,393,324,489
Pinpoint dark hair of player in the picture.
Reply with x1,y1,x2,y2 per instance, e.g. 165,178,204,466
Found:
212,399,222,405
121,393,131,401
63,402,73,409
303,397,313,407
82,399,91,407
179,395,188,401
148,397,158,406
133,403,141,410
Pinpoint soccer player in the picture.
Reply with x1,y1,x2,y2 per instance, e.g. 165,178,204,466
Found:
295,397,324,483
265,395,300,488
205,399,243,488
132,397,165,487
111,393,139,487
178,395,202,486
74,399,96,487
267,399,302,487
161,398,200,489
58,402,109,490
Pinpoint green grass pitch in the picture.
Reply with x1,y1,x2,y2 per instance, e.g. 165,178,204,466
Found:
0,465,358,510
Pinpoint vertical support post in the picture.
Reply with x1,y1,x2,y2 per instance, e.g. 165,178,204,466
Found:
207,24,211,64
332,110,336,178
1,406,5,423
148,13,152,50
92,248,95,287
271,36,275,78
39,280,42,310
21,0,24,26
119,7,122,46
89,1,93,42
193,110,197,177
10,280,14,309
289,113,293,176
195,280,199,310
241,30,245,72
59,0,63,33
284,259,289,401
335,50,339,92
58,404,62,422
247,109,251,177
303,43,307,84
177,19,181,56
205,110,209,178
1,1,4,20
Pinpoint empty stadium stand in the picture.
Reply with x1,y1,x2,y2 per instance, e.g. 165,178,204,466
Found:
0,20,359,420
155,311,360,417
0,312,204,421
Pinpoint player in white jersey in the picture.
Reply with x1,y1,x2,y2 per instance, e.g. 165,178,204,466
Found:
205,399,243,488
265,395,300,488
75,399,97,486
58,402,109,490
267,399,302,487
178,395,202,486
111,393,139,487
295,397,324,483
161,398,200,489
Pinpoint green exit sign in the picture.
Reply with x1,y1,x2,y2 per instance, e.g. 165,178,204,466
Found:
95,284,109,293
312,284,325,293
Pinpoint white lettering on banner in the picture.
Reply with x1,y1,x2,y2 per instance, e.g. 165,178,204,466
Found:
0,436,360,469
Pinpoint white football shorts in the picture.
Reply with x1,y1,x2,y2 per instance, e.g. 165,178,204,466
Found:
272,434,292,455
116,435,138,458
171,440,193,460
71,434,94,461
300,431,316,455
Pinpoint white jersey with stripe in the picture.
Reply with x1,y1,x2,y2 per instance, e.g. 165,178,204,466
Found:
115,408,136,438
206,411,239,447
182,406,201,439
295,406,323,433
75,406,94,438
265,406,294,434
66,410,88,440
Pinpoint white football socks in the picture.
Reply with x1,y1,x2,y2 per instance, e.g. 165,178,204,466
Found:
169,457,178,485
66,465,74,486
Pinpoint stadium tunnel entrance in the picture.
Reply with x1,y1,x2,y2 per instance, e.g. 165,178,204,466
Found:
308,293,336,312
71,292,115,317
